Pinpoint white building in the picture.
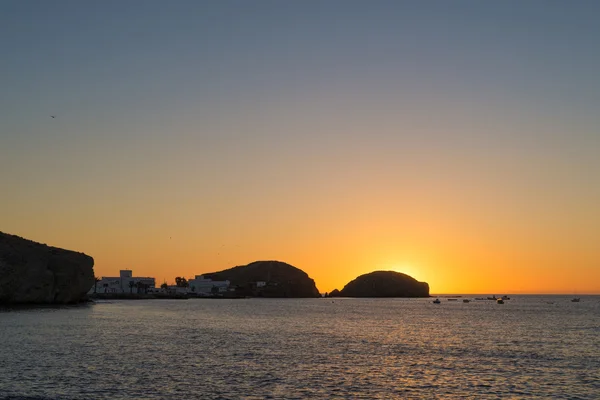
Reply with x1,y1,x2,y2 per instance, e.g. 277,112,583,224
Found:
188,275,230,296
90,270,156,294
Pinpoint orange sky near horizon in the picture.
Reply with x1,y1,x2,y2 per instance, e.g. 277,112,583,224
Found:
4,178,598,295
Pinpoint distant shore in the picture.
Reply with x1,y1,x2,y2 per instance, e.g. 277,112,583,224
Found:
88,293,246,300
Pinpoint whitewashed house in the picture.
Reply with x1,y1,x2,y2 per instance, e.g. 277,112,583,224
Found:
90,270,156,294
188,275,230,296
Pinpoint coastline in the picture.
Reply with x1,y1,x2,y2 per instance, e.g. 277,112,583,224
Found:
87,293,246,300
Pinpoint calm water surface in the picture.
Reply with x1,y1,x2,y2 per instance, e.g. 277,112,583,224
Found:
1,296,599,399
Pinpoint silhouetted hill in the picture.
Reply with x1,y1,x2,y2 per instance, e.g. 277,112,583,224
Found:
205,260,320,298
0,231,94,304
339,271,429,297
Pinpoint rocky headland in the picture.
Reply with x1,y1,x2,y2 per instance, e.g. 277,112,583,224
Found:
329,270,429,297
205,260,321,298
0,232,94,304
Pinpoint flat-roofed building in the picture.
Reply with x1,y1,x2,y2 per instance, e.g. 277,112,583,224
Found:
90,270,156,294
188,275,230,295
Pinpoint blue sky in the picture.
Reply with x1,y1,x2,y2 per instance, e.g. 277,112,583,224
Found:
3,1,599,119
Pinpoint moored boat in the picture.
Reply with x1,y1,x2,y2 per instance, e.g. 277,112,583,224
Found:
433,298,441,304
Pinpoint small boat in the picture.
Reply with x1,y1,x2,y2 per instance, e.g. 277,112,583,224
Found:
571,298,580,302
501,295,510,300
463,299,470,303
487,296,497,300
447,298,458,301
433,298,441,304
497,298,504,304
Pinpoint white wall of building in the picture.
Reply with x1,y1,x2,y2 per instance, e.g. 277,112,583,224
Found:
188,275,230,295
89,270,156,294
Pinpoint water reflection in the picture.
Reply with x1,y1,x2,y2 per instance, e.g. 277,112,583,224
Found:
0,297,598,399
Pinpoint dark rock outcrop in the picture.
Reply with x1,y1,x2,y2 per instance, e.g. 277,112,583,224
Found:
327,289,341,297
205,260,320,298
0,232,94,304
339,271,429,297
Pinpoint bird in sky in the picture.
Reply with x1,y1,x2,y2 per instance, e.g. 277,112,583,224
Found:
50,115,56,118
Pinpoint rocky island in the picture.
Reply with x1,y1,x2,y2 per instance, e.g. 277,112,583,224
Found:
329,270,429,297
204,260,321,298
0,232,94,304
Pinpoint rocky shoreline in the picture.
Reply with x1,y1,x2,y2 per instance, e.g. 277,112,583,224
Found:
88,293,246,300
0,232,94,304
2,232,431,304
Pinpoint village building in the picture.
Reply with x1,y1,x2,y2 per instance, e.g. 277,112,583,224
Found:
91,270,156,294
188,275,230,296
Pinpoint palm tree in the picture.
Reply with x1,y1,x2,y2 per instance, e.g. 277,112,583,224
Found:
128,280,135,294
94,276,101,293
175,277,189,287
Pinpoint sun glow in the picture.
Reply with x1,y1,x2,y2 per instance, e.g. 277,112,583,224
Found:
391,263,420,280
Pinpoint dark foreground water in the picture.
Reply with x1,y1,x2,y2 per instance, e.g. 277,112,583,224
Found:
1,296,599,399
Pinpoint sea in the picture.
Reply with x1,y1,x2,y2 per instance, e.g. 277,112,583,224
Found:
1,296,598,399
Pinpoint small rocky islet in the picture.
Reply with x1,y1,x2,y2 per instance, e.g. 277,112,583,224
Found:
326,270,430,298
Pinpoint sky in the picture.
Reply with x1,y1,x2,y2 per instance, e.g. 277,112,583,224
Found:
1,0,599,294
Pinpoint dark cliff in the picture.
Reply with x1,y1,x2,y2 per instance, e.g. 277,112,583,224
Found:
339,271,429,297
0,232,94,304
205,260,320,298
